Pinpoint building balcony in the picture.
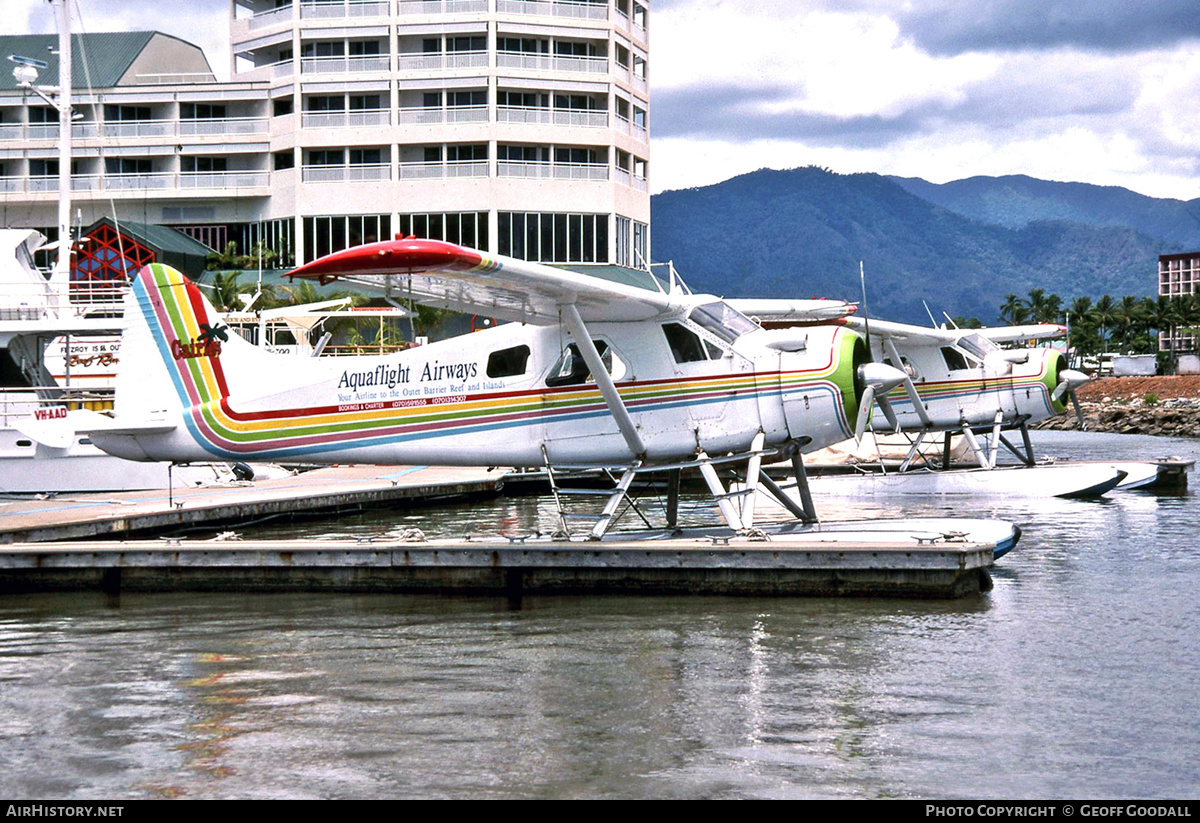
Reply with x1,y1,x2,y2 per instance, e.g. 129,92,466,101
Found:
396,106,488,124
16,172,269,194
300,55,391,74
397,160,489,179
302,163,391,182
496,52,608,74
300,0,390,19
497,160,608,180
398,0,488,14
497,106,608,127
5,118,268,141
301,110,391,128
247,4,294,31
497,0,609,21
179,117,270,136
180,171,272,189
397,51,488,71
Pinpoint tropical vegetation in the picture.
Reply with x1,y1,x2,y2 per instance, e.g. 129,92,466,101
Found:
997,289,1200,362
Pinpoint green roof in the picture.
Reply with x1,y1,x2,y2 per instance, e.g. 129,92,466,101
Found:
0,31,204,91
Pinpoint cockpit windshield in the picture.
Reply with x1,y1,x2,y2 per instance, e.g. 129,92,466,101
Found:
958,333,999,360
688,301,758,344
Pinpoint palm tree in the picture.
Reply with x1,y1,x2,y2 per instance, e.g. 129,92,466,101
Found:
999,293,1030,325
1090,295,1117,352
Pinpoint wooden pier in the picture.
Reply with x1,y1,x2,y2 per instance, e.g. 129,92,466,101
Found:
0,464,505,544
0,532,995,599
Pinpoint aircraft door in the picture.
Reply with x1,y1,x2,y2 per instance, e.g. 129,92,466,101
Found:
661,320,759,453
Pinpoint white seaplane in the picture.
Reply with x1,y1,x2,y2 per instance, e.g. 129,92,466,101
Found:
741,312,1141,500
80,237,1020,556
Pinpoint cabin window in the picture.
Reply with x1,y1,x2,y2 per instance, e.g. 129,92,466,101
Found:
662,323,709,364
546,341,625,386
940,347,971,371
487,345,530,379
16,439,32,448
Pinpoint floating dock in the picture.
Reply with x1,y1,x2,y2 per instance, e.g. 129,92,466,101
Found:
0,531,994,599
0,464,505,544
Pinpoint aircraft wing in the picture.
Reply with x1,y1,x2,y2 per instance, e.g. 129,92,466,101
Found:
840,317,1066,345
288,238,681,325
726,298,856,322
975,324,1067,343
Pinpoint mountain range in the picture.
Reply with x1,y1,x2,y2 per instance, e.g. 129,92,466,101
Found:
650,168,1200,324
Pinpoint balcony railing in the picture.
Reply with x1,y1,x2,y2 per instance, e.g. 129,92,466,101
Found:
497,0,609,20
6,119,268,141
179,117,269,136
18,172,268,193
399,0,487,13
497,107,607,127
397,51,488,71
103,120,176,138
398,160,489,179
300,0,389,18
301,55,390,74
497,160,608,180
249,4,294,29
496,52,608,73
180,171,271,189
302,163,391,182
396,105,488,124
301,110,391,128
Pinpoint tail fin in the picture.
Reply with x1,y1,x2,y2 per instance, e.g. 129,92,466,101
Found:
117,263,258,418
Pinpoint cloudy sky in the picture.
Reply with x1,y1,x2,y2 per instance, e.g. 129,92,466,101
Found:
15,0,1200,200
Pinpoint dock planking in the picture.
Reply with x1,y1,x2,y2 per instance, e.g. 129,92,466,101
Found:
0,532,995,599
0,464,505,544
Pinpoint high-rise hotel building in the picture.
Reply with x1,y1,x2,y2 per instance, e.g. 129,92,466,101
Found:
0,0,651,269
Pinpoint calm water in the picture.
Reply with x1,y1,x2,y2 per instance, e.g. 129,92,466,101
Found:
1,431,1199,799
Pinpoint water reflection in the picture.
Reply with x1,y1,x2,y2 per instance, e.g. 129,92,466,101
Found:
0,432,1197,798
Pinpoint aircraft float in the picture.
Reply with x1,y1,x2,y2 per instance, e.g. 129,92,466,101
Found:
83,237,1021,552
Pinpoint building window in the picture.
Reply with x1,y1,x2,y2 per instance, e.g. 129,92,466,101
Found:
273,98,293,117
182,157,227,173
499,213,609,264
273,151,295,170
632,221,648,268
303,214,391,261
181,103,226,119
397,212,488,250
615,216,631,267
103,105,152,121
105,158,152,175
307,149,344,165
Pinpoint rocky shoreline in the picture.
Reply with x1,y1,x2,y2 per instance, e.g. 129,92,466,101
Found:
1032,376,1200,437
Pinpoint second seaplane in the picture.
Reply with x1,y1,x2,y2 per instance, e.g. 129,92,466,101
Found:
84,237,1019,554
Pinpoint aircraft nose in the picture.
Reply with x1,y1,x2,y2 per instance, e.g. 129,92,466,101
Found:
857,361,906,394
1060,368,1090,389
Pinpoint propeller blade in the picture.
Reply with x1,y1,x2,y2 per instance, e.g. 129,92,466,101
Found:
1070,390,1087,431
854,362,906,442
855,385,875,444
877,395,900,433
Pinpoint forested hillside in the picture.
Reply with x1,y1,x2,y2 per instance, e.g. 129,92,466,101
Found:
651,167,1171,324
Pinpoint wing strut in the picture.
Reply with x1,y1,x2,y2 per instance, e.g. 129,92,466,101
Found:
883,338,933,428
559,303,646,460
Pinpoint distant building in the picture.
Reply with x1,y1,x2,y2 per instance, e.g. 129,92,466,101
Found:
1159,251,1199,352
0,0,651,271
